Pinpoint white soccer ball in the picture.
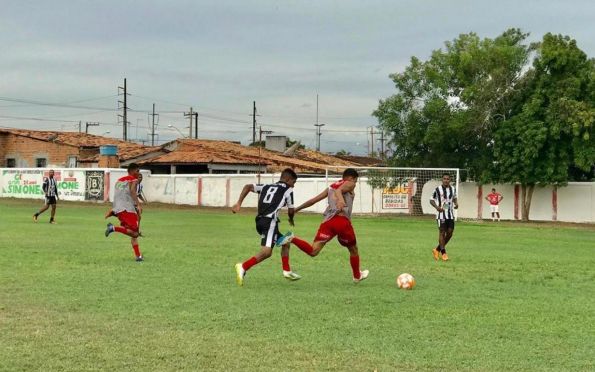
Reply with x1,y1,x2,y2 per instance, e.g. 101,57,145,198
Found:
396,273,416,290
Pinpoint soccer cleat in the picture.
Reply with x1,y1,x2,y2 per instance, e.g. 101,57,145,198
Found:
353,269,370,283
135,256,144,262
235,263,245,286
33,214,38,222
441,253,449,261
432,248,440,261
105,223,114,237
283,270,302,281
49,219,56,224
276,231,294,247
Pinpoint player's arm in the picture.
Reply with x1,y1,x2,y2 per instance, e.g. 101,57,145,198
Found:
430,190,444,212
498,194,503,202
286,189,296,226
453,197,458,209
42,179,49,197
295,189,328,213
129,180,142,214
231,184,256,213
334,180,356,210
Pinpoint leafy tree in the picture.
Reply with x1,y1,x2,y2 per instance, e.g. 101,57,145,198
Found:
488,34,595,220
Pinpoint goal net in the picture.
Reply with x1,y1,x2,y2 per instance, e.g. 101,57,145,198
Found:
324,166,460,218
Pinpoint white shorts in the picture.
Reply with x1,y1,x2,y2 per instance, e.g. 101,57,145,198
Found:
490,205,499,213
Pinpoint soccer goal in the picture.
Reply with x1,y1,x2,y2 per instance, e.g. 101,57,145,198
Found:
324,166,460,218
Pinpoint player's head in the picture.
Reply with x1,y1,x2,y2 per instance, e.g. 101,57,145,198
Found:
280,168,298,187
442,173,451,186
138,173,143,182
492,188,496,192
48,169,54,178
127,163,140,177
342,168,359,182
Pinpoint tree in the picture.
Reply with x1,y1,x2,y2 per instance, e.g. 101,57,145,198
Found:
374,29,533,213
374,29,533,176
488,34,595,220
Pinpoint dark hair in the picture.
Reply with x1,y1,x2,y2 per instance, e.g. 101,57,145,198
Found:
281,168,297,181
442,173,451,178
127,163,140,172
492,188,496,191
343,168,359,179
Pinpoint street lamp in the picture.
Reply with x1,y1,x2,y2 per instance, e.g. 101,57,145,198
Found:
167,125,188,138
101,130,111,136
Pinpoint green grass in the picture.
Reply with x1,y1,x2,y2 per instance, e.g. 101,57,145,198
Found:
1,198,594,371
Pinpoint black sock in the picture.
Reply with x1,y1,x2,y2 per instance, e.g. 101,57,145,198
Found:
440,246,446,254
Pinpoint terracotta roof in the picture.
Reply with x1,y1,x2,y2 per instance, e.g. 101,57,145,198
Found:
0,128,158,162
142,139,359,173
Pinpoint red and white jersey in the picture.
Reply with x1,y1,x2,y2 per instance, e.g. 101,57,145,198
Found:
323,180,354,222
113,175,138,214
487,192,502,205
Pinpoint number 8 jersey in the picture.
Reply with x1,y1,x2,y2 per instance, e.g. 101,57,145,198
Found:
255,182,294,220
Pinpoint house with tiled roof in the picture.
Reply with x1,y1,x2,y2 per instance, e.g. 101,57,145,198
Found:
0,128,162,168
138,139,360,174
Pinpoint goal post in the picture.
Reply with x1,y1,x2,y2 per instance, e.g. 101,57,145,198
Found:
324,166,460,219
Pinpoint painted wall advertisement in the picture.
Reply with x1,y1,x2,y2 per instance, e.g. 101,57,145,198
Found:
85,171,104,201
382,179,416,209
1,169,87,201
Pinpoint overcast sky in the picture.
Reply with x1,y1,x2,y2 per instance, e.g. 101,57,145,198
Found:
0,0,593,155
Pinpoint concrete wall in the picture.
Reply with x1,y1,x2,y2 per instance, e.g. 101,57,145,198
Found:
2,168,594,223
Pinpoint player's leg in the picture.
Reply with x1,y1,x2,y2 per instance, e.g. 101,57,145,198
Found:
235,245,273,286
433,220,444,260
106,212,140,238
280,244,301,280
235,217,277,286
49,204,57,223
131,236,143,261
33,200,50,221
441,223,454,261
345,244,368,282
337,217,368,282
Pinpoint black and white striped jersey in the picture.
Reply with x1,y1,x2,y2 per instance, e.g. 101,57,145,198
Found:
254,182,294,219
431,185,457,220
43,177,58,197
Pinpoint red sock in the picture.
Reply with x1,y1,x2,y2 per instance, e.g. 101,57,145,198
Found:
350,255,361,279
242,256,258,271
114,226,127,234
132,243,141,257
292,237,314,256
282,256,290,271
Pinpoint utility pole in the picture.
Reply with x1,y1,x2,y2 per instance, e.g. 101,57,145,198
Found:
252,101,257,144
379,130,386,159
257,126,273,183
86,122,99,134
193,112,198,139
78,121,82,133
118,78,129,141
314,123,325,152
184,107,194,138
149,103,159,146
368,126,381,157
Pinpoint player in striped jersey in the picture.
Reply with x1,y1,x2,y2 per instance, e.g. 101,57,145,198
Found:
232,168,300,286
430,173,458,261
33,169,59,224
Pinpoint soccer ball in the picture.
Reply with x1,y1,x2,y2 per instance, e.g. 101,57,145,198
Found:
396,273,416,290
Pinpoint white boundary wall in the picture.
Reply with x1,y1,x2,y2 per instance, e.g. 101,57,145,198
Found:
1,168,594,223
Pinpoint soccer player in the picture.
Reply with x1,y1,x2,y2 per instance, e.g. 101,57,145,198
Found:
276,168,369,283
33,169,59,224
485,188,503,222
232,168,301,286
104,163,144,262
105,172,146,223
430,173,458,261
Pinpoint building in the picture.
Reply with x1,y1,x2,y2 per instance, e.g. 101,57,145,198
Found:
138,139,360,174
0,128,161,168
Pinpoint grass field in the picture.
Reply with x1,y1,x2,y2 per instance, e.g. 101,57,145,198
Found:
1,198,594,371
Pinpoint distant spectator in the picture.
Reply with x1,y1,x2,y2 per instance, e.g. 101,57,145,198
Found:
485,188,503,222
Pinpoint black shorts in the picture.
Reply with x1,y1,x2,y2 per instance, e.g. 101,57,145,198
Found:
437,219,455,231
45,196,57,205
255,217,280,248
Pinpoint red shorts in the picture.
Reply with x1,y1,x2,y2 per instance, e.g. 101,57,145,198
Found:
117,211,139,232
314,215,357,247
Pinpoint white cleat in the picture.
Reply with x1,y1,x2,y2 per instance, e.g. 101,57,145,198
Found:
283,270,302,281
235,263,245,286
353,269,369,283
